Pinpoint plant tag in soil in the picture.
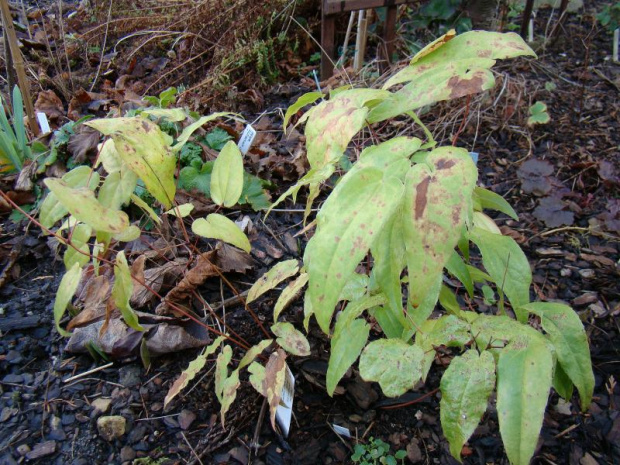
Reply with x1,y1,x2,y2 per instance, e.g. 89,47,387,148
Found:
276,363,295,437
332,424,352,438
37,112,51,133
238,124,256,155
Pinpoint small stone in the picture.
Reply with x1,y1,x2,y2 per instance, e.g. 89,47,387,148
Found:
580,452,599,465
406,439,423,463
49,428,66,441
573,293,599,306
348,414,363,423
16,444,30,456
178,410,196,430
118,366,141,388
588,303,607,317
120,446,136,462
26,440,56,460
578,269,595,279
2,374,23,384
97,415,126,441
362,410,376,423
91,398,112,414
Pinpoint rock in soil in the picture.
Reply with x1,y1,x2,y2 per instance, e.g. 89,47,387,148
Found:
97,415,127,441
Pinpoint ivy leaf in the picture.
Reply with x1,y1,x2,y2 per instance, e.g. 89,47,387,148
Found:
440,350,496,461
112,251,144,331
211,141,244,207
63,223,92,270
191,213,251,253
522,302,594,409
53,263,82,337
40,166,100,229
473,186,518,220
164,336,225,407
402,147,477,331
87,117,177,209
271,322,310,356
305,167,404,333
44,178,129,233
178,161,214,194
204,127,233,150
246,259,299,304
238,173,271,211
274,273,309,322
497,338,553,465
527,101,550,126
359,339,424,397
469,227,532,322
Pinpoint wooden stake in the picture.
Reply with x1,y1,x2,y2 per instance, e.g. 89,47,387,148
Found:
354,10,365,71
0,0,39,136
338,11,356,67
614,28,619,63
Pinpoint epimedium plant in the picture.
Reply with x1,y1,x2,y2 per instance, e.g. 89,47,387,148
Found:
253,30,594,465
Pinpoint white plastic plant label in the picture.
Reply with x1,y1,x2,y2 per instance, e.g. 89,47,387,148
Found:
237,124,257,155
332,424,352,438
275,363,295,437
37,112,51,133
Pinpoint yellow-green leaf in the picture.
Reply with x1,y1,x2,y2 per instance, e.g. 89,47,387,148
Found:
164,336,225,407
112,251,144,331
98,167,138,210
44,178,129,233
271,322,310,356
130,194,162,225
283,91,323,130
63,223,92,270
274,273,308,322
40,166,100,229
191,213,251,252
54,263,82,337
440,350,496,461
172,112,235,152
87,117,177,209
165,203,195,218
210,141,244,207
246,259,299,304
238,339,273,371
402,147,477,331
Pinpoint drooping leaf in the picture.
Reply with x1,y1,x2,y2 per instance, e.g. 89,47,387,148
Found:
497,338,553,465
438,285,464,317
274,273,309,322
359,339,424,397
440,350,496,461
469,227,531,321
87,117,177,208
283,91,323,129
210,141,244,207
302,89,390,171
471,314,550,352
246,259,299,304
63,223,92,269
164,336,225,407
267,164,335,213
553,362,574,401
238,339,273,371
141,108,187,122
248,349,288,429
472,211,502,234
402,147,477,331
473,186,518,220
112,251,144,331
370,31,536,122
325,296,385,395
191,214,251,253
215,345,233,403
522,302,594,409
305,167,404,333
215,345,240,426
445,251,474,297
130,194,162,225
40,166,100,228
53,263,82,337
271,322,310,356
44,179,129,233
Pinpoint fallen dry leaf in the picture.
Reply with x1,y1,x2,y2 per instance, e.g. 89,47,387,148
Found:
35,90,65,123
533,196,575,227
517,158,555,195
67,125,101,163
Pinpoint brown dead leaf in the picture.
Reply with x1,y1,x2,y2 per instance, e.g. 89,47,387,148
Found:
517,159,555,195
68,125,101,163
68,274,112,330
130,257,187,307
67,89,111,121
597,160,619,188
35,90,64,122
264,349,287,429
214,242,254,273
155,251,219,315
533,196,575,227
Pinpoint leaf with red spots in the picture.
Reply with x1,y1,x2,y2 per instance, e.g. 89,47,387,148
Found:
402,147,477,331
304,166,404,333
369,31,535,123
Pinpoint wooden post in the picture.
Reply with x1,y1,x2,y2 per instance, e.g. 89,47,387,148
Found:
321,2,336,80
380,5,398,72
0,0,39,136
520,0,535,39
